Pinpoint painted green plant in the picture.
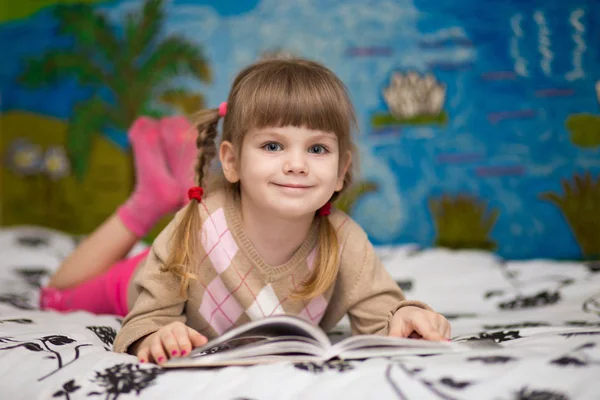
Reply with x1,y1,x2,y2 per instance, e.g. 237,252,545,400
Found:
371,111,448,127
429,194,499,251
19,0,211,181
540,172,600,258
566,114,600,148
334,181,378,215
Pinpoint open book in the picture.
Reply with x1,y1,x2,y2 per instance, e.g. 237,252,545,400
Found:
163,315,500,368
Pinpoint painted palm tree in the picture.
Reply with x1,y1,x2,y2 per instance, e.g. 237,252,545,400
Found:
19,0,211,180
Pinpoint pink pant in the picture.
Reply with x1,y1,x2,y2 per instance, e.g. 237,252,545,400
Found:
39,249,150,317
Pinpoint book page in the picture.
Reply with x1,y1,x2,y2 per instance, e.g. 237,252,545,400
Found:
165,354,323,368
171,338,325,366
333,335,456,352
187,316,331,359
326,336,502,359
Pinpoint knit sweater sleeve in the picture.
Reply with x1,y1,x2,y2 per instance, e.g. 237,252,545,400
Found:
113,216,188,354
320,216,432,336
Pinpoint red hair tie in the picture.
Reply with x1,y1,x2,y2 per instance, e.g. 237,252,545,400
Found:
188,186,204,202
318,202,331,217
218,102,227,117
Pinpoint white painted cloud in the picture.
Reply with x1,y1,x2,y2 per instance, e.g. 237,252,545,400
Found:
165,5,220,38
421,26,469,42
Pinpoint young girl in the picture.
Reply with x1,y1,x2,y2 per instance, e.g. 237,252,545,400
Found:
41,58,450,365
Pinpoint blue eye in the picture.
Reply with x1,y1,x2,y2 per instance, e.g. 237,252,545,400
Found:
263,142,282,152
309,145,328,154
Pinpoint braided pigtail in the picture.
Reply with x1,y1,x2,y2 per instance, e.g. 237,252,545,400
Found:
162,108,222,294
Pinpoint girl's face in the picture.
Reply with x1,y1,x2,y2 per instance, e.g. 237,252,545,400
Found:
220,125,350,219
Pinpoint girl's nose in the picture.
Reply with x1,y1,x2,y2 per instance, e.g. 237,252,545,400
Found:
284,151,308,174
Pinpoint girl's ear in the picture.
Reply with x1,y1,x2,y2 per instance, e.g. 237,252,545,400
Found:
219,141,240,183
336,150,352,191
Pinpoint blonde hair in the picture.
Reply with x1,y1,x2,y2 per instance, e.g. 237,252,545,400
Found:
163,58,358,300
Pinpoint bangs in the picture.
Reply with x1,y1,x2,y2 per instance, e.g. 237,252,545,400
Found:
232,62,355,139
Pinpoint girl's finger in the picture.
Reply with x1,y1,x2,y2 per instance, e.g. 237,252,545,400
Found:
441,318,452,340
137,346,151,364
433,315,451,340
389,318,409,338
171,324,192,357
188,327,208,349
444,325,452,340
160,330,182,359
150,336,168,365
414,320,446,341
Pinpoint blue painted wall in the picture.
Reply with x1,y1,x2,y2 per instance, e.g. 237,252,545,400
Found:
1,0,599,259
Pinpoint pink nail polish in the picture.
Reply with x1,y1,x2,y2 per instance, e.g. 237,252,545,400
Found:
181,350,187,356
157,356,164,362
171,350,178,356
140,359,146,363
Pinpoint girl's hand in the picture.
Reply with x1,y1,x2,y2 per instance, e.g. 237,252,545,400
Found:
389,306,451,341
133,321,208,364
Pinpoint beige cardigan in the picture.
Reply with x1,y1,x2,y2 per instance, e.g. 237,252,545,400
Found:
113,190,431,354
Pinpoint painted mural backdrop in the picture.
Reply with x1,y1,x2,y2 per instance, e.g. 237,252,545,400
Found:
1,0,599,260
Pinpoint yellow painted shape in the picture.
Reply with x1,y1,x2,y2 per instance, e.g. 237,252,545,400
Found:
0,110,132,235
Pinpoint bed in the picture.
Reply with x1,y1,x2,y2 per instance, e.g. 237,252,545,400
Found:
0,225,599,399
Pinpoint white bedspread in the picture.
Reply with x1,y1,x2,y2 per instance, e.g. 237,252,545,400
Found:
0,226,599,399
